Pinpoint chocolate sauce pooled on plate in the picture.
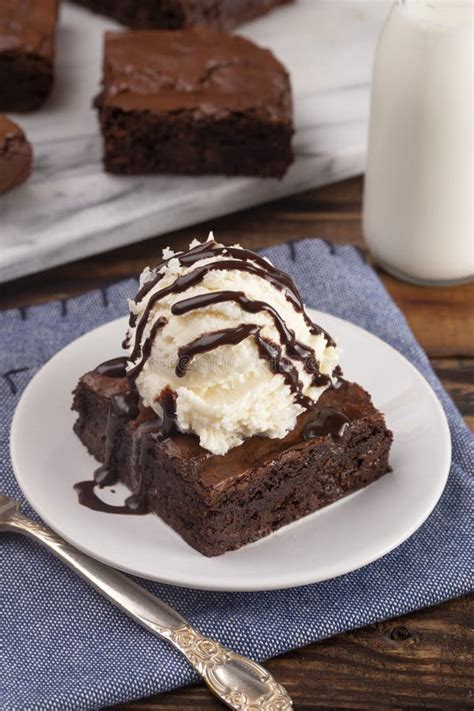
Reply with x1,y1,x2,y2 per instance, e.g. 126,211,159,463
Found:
303,408,351,440
74,386,176,515
73,480,147,515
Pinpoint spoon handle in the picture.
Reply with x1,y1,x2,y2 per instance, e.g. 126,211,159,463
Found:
7,512,293,710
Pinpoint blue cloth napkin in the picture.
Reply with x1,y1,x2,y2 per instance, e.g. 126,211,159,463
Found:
1,239,472,710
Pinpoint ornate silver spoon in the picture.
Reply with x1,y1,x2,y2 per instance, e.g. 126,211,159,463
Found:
0,494,292,710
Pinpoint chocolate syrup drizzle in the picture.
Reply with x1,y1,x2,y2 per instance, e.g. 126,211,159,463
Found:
95,355,128,378
131,258,332,358
74,359,176,516
126,240,334,347
303,408,350,440
73,480,146,515
172,290,330,387
121,392,175,512
121,314,137,349
94,389,138,487
254,331,313,409
176,324,313,408
127,316,167,382
176,323,258,377
126,240,336,400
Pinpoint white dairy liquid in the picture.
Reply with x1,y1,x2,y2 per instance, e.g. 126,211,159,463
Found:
363,0,474,284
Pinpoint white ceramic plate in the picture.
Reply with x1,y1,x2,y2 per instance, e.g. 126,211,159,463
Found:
11,310,451,591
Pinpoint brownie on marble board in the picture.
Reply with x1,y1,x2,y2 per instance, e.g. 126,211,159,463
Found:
70,0,293,30
72,372,393,557
0,115,32,194
0,0,60,112
95,27,294,177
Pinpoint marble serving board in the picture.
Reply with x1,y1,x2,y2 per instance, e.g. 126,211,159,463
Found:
0,0,390,283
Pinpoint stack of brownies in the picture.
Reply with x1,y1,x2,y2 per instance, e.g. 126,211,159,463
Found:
0,0,295,194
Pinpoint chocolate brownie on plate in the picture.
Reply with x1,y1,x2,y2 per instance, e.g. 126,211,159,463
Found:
72,237,393,557
0,0,59,112
73,372,392,557
71,0,293,30
95,28,293,177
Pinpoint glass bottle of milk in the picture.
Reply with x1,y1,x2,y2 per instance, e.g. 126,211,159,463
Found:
363,0,473,285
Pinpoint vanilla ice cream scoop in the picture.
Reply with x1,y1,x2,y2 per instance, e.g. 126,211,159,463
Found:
124,235,340,455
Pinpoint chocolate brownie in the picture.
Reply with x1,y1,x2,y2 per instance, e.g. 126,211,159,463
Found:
0,115,32,194
71,0,293,30
72,369,392,557
0,0,59,112
95,28,294,177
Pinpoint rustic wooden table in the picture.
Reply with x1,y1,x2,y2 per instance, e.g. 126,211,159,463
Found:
2,177,472,710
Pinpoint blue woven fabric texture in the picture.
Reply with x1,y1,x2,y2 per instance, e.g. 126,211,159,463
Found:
1,239,472,710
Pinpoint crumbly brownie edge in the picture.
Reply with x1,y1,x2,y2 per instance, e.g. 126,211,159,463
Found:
98,106,294,178
72,381,109,461
143,417,393,556
72,379,393,557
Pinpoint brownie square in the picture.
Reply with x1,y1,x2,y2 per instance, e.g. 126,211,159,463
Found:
73,372,392,557
95,28,294,177
0,0,59,112
70,0,293,30
0,115,32,194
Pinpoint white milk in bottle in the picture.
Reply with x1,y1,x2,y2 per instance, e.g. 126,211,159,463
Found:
363,0,474,285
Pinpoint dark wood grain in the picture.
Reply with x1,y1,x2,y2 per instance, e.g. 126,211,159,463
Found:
2,176,472,710
433,359,474,430
116,595,473,711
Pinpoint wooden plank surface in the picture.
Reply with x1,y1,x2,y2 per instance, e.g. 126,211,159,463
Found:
1,177,472,710
117,595,473,711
